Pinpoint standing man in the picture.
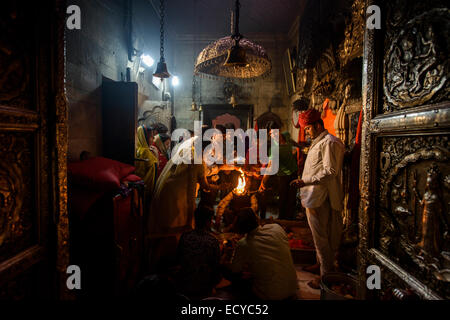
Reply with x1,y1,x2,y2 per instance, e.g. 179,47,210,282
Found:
290,109,345,289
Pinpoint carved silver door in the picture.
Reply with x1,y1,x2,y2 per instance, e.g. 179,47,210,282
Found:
0,1,69,298
359,0,450,299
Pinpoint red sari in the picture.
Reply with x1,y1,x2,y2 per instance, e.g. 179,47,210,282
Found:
152,134,169,178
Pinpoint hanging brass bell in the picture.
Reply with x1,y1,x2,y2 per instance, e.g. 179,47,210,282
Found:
153,60,170,78
223,44,248,67
229,94,237,108
191,101,198,111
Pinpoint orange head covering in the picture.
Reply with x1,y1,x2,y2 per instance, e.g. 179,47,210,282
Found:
298,109,322,127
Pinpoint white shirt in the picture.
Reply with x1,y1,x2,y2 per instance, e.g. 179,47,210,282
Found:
231,224,298,300
301,130,345,210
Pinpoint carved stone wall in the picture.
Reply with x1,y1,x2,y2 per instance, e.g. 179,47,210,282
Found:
138,100,172,130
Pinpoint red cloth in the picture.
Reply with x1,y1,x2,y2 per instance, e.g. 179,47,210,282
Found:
355,108,363,146
156,153,168,178
122,174,143,182
289,239,313,249
321,99,337,136
68,156,135,191
298,109,322,127
151,142,169,178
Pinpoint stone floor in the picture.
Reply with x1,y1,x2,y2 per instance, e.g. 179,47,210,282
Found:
295,266,320,300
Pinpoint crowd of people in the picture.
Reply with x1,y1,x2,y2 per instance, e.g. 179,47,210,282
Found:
135,105,345,299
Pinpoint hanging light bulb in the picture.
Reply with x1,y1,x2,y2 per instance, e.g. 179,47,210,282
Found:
153,0,170,79
141,54,154,68
171,76,180,86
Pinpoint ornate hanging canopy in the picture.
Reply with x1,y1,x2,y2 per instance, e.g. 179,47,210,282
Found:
194,0,271,81
194,36,271,80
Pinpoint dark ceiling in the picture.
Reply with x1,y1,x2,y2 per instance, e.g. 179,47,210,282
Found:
156,0,305,36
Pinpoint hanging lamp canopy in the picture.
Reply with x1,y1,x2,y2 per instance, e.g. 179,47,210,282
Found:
194,36,271,80
194,0,271,81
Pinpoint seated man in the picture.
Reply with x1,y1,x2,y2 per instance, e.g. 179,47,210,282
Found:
175,206,222,299
228,208,298,300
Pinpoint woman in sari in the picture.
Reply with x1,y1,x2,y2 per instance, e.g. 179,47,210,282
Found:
146,136,226,272
152,133,171,178
136,125,159,208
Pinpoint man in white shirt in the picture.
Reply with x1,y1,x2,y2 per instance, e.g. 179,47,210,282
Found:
291,109,345,288
229,208,298,300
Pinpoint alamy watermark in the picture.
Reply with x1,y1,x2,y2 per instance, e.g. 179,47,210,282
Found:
171,121,279,175
66,265,81,290
366,265,381,290
65,264,382,291
366,5,381,30
66,5,81,30
66,4,381,31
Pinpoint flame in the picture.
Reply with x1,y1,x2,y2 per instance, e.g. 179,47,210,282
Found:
234,169,246,195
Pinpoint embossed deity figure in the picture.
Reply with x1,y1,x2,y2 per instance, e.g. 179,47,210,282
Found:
416,163,443,257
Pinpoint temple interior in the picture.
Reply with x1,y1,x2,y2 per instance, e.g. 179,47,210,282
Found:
0,0,449,301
